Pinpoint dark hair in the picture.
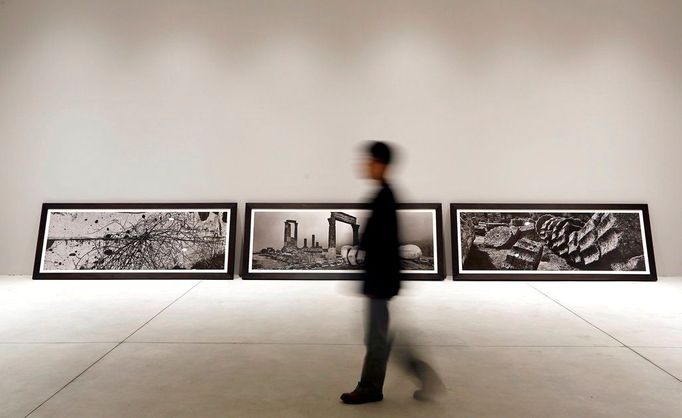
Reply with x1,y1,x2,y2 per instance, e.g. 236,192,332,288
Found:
367,141,392,165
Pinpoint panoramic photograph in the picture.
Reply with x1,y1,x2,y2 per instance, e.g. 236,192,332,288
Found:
248,208,437,273
457,210,649,274
41,210,230,272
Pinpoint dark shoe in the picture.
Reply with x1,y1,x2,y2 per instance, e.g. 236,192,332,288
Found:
413,362,446,401
340,390,383,404
413,388,441,402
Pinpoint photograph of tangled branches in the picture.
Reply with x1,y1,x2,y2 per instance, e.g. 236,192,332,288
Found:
42,210,229,271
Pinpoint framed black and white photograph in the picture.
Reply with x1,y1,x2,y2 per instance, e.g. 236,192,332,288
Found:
241,203,445,280
33,203,238,279
451,203,656,281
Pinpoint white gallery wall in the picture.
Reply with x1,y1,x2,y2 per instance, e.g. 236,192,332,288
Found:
1,0,681,276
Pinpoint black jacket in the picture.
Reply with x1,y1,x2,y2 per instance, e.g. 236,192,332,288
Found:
360,182,401,299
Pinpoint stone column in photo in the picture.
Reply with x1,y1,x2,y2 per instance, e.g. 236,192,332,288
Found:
294,221,298,247
352,224,360,246
328,217,336,252
283,222,291,248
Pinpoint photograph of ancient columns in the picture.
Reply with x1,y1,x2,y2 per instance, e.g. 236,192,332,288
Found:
242,203,445,280
451,204,656,281
33,203,238,279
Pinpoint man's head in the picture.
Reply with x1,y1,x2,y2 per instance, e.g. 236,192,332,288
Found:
364,141,393,182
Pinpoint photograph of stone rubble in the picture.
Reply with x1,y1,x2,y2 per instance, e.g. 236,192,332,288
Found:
453,205,656,280
242,204,444,280
34,204,237,279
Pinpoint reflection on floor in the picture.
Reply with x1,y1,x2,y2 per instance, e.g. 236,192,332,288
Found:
0,276,680,418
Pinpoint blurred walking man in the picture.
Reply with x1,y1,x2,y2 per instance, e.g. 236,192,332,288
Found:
340,141,444,405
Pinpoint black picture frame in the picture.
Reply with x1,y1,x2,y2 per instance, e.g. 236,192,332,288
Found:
33,203,238,280
450,203,657,281
241,203,445,280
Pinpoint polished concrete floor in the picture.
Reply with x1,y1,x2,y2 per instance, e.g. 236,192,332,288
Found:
0,276,680,418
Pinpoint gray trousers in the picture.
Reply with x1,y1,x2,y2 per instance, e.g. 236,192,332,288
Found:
357,298,392,394
356,298,436,395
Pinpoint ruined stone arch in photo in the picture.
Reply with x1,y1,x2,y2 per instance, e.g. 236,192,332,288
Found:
241,203,445,280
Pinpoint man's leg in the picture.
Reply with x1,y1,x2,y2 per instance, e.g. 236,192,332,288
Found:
357,298,391,394
394,341,446,401
341,298,390,404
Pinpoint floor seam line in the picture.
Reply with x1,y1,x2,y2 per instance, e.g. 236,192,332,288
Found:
23,342,123,418
529,284,682,384
122,280,203,343
116,341,623,348
630,346,682,349
0,342,121,344
23,280,204,417
1,342,678,347
528,284,625,346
